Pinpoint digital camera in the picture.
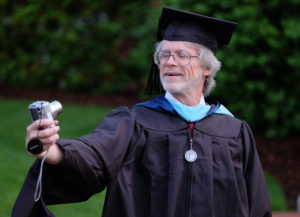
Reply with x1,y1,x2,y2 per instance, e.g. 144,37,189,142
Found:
29,101,62,124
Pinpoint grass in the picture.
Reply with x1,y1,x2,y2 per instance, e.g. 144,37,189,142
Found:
265,173,288,211
0,98,287,216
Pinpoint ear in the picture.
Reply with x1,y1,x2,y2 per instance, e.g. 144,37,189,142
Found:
202,67,211,77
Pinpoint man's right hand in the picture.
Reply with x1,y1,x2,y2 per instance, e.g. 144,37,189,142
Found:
26,119,64,165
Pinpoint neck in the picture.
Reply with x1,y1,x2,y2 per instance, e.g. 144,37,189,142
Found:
167,91,203,106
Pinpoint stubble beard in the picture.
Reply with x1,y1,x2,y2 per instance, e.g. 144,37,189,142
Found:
160,70,203,95
161,78,189,94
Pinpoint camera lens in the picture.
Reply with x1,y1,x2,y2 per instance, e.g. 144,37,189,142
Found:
50,101,63,118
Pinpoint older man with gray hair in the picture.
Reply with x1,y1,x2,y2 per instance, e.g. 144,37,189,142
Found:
13,7,271,217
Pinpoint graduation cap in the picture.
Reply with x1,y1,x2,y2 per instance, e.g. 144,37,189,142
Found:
145,7,237,95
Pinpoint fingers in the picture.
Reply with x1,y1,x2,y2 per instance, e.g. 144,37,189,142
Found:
26,119,60,150
37,125,60,139
39,130,60,146
31,133,60,159
27,119,57,132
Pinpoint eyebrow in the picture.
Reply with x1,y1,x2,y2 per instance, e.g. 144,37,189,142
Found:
160,49,188,53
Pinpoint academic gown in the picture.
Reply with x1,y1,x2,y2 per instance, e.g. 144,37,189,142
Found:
12,96,272,217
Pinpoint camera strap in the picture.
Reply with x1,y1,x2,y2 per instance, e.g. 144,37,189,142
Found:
34,147,50,202
32,101,49,202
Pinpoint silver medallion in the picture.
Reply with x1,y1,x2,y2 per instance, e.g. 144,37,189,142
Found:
185,149,197,162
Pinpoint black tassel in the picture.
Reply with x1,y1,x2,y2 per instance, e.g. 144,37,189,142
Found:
145,15,165,95
145,61,163,95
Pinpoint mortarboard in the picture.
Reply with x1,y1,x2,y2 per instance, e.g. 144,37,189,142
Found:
146,7,237,95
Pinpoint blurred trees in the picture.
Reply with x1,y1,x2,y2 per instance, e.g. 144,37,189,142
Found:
0,0,299,137
0,0,158,92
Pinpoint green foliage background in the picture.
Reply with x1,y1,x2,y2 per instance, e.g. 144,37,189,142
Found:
1,0,299,137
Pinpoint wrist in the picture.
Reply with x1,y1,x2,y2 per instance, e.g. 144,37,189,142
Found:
46,143,64,165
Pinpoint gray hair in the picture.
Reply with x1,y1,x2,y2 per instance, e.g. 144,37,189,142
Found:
154,40,221,97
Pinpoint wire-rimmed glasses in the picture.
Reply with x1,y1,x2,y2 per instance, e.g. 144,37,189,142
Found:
154,50,200,66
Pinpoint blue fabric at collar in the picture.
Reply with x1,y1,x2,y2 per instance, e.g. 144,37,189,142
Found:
133,96,233,122
134,96,177,116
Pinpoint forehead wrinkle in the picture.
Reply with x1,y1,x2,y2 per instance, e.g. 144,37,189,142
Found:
161,40,198,54
160,49,189,54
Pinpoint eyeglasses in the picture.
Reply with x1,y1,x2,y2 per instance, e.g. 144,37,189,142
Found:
154,50,200,66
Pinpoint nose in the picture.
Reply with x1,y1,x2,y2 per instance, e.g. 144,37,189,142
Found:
166,54,178,66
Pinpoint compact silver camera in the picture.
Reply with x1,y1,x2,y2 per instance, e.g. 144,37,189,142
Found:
27,101,63,154
28,101,62,124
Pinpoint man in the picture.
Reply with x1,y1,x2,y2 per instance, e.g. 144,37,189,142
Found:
12,7,272,217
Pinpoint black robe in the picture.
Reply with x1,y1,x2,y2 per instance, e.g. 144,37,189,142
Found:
12,98,272,217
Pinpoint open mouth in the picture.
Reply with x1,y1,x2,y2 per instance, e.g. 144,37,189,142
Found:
164,72,183,77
